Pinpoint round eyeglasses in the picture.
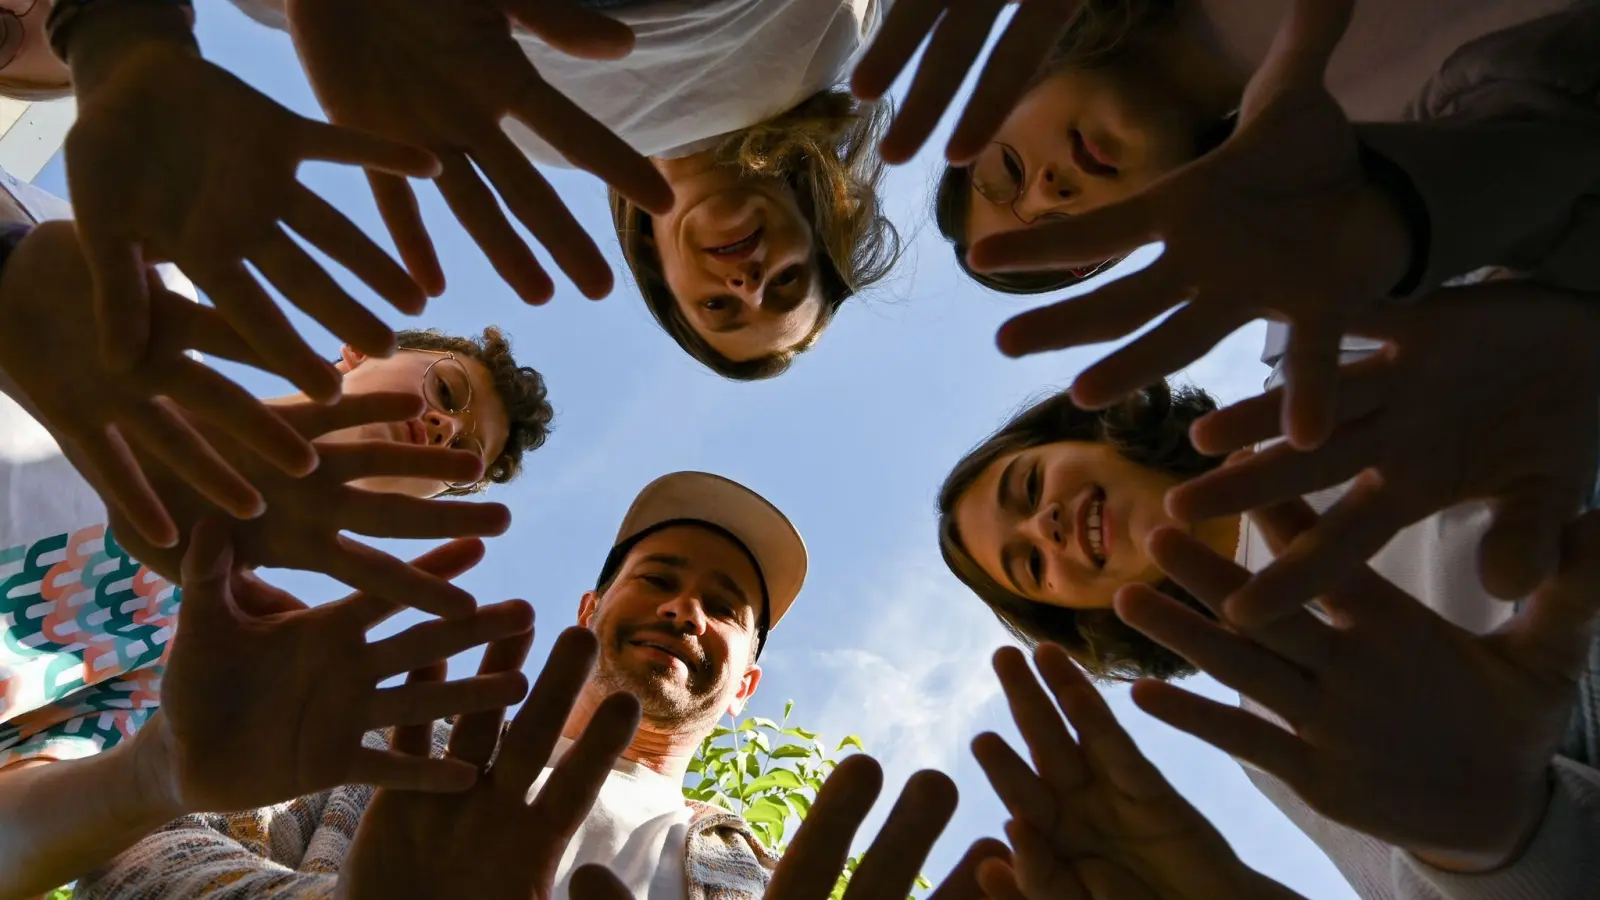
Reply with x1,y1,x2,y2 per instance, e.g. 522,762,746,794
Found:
0,1,40,73
417,350,487,491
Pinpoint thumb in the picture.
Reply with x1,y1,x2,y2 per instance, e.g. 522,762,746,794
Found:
1479,487,1580,600
489,0,635,60
1503,508,1600,677
177,518,240,627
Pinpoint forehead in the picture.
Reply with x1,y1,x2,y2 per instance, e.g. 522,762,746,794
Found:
952,448,1022,587
623,525,763,595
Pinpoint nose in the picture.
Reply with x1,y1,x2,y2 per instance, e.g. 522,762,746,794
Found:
1021,502,1067,549
1015,161,1074,219
422,411,462,446
656,591,709,636
724,259,767,303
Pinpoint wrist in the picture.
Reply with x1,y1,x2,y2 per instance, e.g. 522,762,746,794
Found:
60,1,199,98
122,713,189,825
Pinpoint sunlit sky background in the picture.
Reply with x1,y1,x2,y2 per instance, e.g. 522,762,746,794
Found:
33,2,1357,896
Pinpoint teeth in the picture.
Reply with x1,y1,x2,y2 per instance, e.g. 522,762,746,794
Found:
1087,497,1106,562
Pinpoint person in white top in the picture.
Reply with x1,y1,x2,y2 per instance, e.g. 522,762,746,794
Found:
230,0,901,381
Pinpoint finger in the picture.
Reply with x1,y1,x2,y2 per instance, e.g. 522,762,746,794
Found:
119,400,264,519
1187,351,1390,456
976,858,1030,900
316,442,485,487
991,646,1089,795
333,491,512,541
848,0,943,100
232,569,310,616
768,755,885,900
366,599,535,676
471,127,615,298
842,771,958,900
297,119,442,178
1246,0,1355,111
346,745,478,792
1226,484,1404,626
448,626,538,768
995,262,1184,359
1070,303,1243,410
393,662,450,757
150,292,267,368
569,864,635,900
970,732,1056,829
194,263,342,403
153,357,317,477
971,200,1156,275
249,229,397,359
436,154,554,304
1004,819,1091,900
507,86,672,216
946,0,1081,163
285,186,427,315
497,627,603,791
1114,583,1316,722
313,535,478,619
366,671,531,728
79,226,152,371
1479,488,1579,601
527,691,643,850
76,425,179,549
368,172,445,297
1165,424,1379,524
927,839,1012,900
1507,509,1600,673
1279,317,1344,450
337,537,489,625
879,0,1008,164
277,391,427,441
177,516,237,624
1130,678,1314,792
1035,644,1171,801
493,0,635,59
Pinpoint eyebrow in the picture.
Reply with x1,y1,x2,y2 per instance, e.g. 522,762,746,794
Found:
995,457,1028,595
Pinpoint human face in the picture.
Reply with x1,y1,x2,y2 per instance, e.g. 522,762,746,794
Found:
580,526,764,730
964,63,1211,248
318,346,509,499
649,160,825,363
0,1,68,93
953,441,1189,610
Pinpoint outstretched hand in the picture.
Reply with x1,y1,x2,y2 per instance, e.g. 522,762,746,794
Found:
1118,500,1600,872
286,0,672,302
966,0,1420,451
66,39,438,401
0,220,314,549
146,521,533,817
1168,277,1600,617
972,644,1307,900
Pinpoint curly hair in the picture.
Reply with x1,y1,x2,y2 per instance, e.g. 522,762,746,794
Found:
937,380,1222,682
611,89,902,380
394,327,553,497
935,0,1181,294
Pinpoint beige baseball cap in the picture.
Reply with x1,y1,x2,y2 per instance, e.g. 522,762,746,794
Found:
598,472,808,650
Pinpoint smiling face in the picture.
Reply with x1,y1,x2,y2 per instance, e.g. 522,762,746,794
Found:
315,346,510,499
648,160,825,364
580,525,765,731
952,440,1194,611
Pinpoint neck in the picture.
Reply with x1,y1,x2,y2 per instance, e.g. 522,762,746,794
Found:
562,686,705,781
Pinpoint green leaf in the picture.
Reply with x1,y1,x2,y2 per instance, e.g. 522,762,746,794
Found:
784,700,795,722
744,796,790,826
707,791,736,813
749,732,772,754
687,757,705,775
746,768,804,795
785,792,812,818
744,753,762,778
767,817,787,847
770,744,812,760
838,735,866,753
709,725,733,740
915,875,933,890
749,717,781,733
781,727,819,741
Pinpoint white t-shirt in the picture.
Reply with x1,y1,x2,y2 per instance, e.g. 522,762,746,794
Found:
530,738,694,900
227,0,883,165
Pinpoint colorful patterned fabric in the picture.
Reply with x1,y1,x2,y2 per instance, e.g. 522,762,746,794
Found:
78,727,779,900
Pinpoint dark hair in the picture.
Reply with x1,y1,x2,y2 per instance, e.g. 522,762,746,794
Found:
935,0,1179,294
936,380,1221,682
610,90,901,380
594,520,771,659
394,327,553,497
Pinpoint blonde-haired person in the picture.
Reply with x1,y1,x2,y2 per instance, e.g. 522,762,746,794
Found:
226,0,901,382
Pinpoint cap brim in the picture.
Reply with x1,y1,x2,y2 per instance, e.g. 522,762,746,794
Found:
615,472,807,630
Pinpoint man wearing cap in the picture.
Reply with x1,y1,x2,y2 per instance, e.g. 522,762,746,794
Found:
77,471,808,900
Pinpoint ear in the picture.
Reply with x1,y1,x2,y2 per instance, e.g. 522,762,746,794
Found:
725,663,762,718
335,345,367,373
578,590,600,629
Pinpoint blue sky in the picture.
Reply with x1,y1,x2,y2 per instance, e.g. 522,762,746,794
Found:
36,4,1357,896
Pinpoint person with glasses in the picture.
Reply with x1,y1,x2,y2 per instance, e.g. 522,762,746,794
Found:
0,0,70,100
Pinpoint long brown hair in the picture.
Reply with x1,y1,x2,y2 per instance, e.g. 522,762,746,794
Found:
937,380,1221,682
611,90,901,380
936,0,1179,294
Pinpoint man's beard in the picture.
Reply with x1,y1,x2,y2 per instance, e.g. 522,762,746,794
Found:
594,621,726,729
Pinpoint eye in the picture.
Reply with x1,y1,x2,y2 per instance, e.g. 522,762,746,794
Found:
774,265,802,287
1002,147,1023,187
703,297,729,312
1026,464,1041,509
641,573,674,590
1028,547,1044,586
